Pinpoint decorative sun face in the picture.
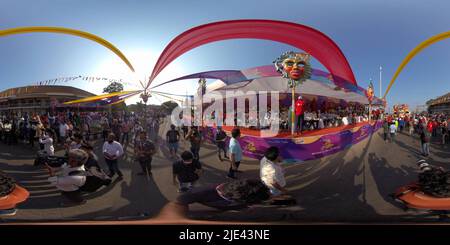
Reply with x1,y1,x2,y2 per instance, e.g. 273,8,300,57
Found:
282,58,307,80
274,51,312,86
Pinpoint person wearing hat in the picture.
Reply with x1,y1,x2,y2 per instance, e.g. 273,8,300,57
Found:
47,149,89,204
295,95,305,134
0,172,29,216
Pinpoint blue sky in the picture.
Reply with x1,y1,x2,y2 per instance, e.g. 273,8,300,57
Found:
0,0,449,109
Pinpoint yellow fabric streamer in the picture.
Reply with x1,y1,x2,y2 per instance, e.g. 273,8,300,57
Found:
0,26,135,72
383,31,450,99
64,90,141,104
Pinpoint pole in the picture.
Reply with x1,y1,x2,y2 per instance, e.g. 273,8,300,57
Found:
379,66,382,98
291,86,295,136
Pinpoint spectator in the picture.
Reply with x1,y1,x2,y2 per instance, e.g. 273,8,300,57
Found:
228,128,242,179
215,126,228,161
382,120,389,142
103,133,124,180
186,126,201,160
166,124,180,159
100,115,110,142
69,133,83,150
389,123,397,142
260,147,287,196
420,126,431,157
47,149,89,205
3,120,12,145
39,129,55,156
59,120,69,144
172,151,202,192
134,131,156,176
120,120,131,145
111,119,121,141
80,141,100,170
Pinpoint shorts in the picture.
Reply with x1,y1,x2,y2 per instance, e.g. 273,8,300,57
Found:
168,142,179,151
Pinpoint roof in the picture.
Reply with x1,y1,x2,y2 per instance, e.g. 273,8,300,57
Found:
427,92,450,106
0,85,96,100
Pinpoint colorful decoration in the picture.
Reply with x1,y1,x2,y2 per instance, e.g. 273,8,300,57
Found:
140,91,151,104
393,104,409,117
64,90,141,105
147,19,357,88
31,76,128,86
274,52,312,136
0,26,134,72
274,51,312,87
203,122,383,162
366,80,374,103
383,30,450,99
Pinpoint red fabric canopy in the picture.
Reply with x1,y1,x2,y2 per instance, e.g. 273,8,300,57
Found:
148,19,356,88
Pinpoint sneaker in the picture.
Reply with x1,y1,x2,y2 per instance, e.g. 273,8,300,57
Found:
0,208,17,216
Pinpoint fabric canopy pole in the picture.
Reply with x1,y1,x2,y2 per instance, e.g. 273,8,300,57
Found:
147,19,357,88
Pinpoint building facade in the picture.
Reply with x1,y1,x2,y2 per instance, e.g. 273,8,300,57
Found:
427,92,450,115
0,85,96,115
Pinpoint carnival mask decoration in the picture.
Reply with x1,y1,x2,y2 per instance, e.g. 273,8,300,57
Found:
274,51,312,87
140,91,150,104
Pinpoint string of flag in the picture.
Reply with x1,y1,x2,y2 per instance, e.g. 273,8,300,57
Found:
33,76,136,86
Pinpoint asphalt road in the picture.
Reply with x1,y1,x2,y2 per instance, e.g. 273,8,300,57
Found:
1,119,449,223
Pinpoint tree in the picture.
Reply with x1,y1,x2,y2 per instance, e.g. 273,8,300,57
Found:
103,82,124,93
128,101,146,113
161,100,179,115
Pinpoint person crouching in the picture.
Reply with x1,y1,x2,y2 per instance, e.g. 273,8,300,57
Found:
47,149,89,205
260,146,288,196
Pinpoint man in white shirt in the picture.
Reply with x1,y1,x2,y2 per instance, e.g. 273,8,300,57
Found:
389,123,397,142
59,121,68,143
228,128,242,179
47,149,88,204
103,133,124,180
260,146,287,196
39,130,55,156
342,116,349,126
2,120,12,145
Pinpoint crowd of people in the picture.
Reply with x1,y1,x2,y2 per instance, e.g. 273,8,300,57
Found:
0,110,164,148
0,109,165,205
206,96,380,135
382,112,450,156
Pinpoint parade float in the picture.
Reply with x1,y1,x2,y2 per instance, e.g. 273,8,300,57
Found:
167,63,383,162
62,19,386,162
393,104,410,117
